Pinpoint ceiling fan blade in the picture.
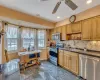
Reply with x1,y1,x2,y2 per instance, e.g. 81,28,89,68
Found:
65,0,78,10
52,1,61,14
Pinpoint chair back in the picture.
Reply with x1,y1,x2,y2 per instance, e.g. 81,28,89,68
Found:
5,50,19,62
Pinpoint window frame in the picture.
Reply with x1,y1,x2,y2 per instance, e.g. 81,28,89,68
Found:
4,24,47,52
21,28,36,49
37,30,46,49
4,24,19,52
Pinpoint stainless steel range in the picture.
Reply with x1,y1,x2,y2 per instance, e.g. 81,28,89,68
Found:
49,47,58,66
49,43,64,66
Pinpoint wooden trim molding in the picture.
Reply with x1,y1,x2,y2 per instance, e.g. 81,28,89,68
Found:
55,5,100,27
1,22,6,64
0,5,55,28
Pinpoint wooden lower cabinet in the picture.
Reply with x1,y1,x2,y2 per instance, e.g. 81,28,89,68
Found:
58,50,79,75
63,52,71,70
63,51,79,75
70,53,79,75
58,50,64,66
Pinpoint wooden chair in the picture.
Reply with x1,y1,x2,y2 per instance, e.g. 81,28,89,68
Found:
5,50,19,62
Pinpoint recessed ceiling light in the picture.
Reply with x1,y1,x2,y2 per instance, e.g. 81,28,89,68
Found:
87,0,92,4
36,14,40,17
57,16,60,19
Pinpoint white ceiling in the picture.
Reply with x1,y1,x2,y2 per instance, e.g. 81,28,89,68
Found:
0,0,100,22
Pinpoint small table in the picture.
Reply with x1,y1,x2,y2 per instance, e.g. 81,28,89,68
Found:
18,50,41,56
18,50,41,71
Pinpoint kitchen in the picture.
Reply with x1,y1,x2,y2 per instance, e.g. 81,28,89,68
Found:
0,0,100,80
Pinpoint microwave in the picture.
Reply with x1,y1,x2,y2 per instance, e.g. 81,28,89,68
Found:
52,33,61,41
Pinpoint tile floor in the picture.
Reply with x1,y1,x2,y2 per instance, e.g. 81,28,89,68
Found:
1,60,81,80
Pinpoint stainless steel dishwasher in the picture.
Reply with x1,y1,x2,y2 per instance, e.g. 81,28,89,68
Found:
79,54,100,80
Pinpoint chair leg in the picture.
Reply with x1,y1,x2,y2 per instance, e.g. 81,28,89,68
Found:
19,63,26,73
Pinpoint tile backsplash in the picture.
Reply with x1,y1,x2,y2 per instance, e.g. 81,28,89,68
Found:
60,40,100,51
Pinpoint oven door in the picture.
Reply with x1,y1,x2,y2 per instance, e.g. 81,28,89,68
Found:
49,51,58,58
49,50,58,66
49,55,57,65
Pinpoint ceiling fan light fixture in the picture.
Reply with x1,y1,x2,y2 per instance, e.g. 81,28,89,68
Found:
52,0,78,14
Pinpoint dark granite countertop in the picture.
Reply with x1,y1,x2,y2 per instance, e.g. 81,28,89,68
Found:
59,48,100,58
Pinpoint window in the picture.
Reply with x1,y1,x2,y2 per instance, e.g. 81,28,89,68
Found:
4,23,46,51
5,24,18,51
37,30,46,48
21,28,35,49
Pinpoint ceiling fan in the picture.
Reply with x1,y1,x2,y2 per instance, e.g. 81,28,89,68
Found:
52,0,78,14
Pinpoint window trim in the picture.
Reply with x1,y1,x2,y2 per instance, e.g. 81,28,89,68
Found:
37,30,46,49
4,24,19,52
7,38,18,51
5,25,47,52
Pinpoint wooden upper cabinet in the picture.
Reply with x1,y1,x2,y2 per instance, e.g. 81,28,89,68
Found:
92,16,100,40
71,21,81,33
81,19,92,40
66,24,72,34
51,29,55,34
49,29,53,40
61,25,67,40
56,27,62,33
54,28,56,33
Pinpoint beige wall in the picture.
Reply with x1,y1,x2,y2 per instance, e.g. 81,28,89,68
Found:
0,5,55,28
56,5,100,27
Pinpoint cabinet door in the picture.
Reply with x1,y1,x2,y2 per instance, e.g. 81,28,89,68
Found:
71,21,81,33
58,27,62,33
54,28,56,33
64,51,71,70
66,24,72,34
58,50,64,66
61,25,67,40
40,49,47,60
81,19,92,40
64,52,71,70
70,53,79,75
51,29,55,34
50,29,53,40
56,27,61,33
92,16,100,40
